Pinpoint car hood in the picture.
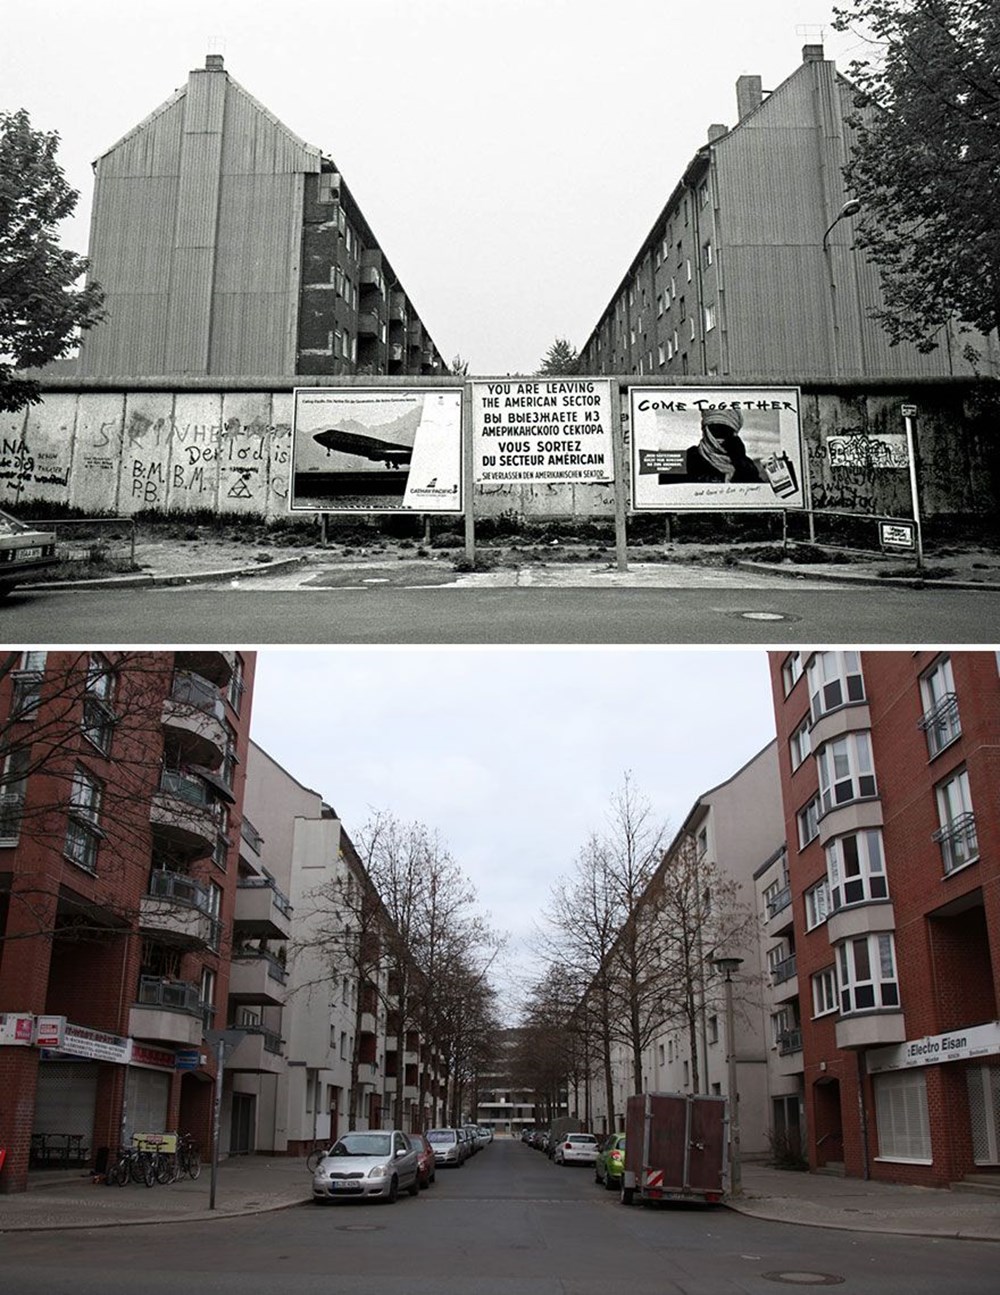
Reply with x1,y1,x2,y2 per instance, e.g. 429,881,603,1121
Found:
315,1154,400,1176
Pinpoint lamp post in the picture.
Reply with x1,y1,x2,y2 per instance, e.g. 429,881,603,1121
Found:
822,198,861,252
712,955,743,1197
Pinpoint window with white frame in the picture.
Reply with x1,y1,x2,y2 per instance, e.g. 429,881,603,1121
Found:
782,652,803,696
704,303,717,333
837,932,899,1013
804,877,831,930
200,966,216,1027
918,656,960,757
874,1070,931,1161
934,766,978,874
702,240,713,266
0,748,30,842
11,650,47,718
816,732,877,814
83,653,116,753
812,966,838,1017
826,829,888,908
807,651,865,722
798,794,820,847
64,765,103,873
790,714,812,769
228,655,245,713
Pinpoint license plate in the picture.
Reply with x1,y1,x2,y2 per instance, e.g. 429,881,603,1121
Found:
18,548,42,560
330,1180,357,1190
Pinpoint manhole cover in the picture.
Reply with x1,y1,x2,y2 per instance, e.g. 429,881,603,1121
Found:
762,1274,845,1287
740,611,787,621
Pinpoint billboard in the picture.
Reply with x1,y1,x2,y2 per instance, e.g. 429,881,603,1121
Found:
471,378,614,484
290,387,463,513
630,387,804,511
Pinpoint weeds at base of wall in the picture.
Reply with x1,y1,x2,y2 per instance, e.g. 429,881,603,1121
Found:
766,1129,808,1172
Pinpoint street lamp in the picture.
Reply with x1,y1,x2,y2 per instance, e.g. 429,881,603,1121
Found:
712,955,744,1197
822,198,861,252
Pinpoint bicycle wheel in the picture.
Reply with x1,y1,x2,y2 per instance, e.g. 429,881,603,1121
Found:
108,1152,128,1187
185,1147,201,1180
155,1152,175,1185
305,1147,325,1174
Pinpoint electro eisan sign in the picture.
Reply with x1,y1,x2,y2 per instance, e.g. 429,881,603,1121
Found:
867,1021,1000,1074
471,378,614,485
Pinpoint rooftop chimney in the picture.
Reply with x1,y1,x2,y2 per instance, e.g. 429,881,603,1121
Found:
736,74,763,121
802,44,824,62
708,123,728,143
205,54,225,71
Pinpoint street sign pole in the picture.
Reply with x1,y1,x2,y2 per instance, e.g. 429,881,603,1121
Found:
901,404,924,570
611,380,628,572
205,1028,247,1211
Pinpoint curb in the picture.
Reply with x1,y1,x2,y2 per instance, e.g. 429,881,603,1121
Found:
33,554,310,591
735,560,1000,593
0,1193,309,1233
724,1200,1000,1243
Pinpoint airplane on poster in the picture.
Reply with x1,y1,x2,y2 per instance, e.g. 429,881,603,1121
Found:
313,427,413,469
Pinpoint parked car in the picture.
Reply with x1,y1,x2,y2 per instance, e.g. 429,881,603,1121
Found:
0,509,58,597
594,1133,626,1189
312,1130,420,1203
424,1127,464,1166
553,1132,600,1167
406,1132,436,1188
462,1124,481,1153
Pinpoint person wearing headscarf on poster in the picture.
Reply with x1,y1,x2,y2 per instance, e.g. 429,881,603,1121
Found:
683,406,763,483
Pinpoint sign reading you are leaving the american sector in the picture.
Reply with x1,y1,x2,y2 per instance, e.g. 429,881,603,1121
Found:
471,379,614,485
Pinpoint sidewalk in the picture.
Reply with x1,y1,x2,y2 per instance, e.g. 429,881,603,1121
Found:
1,1154,998,1239
32,536,1000,593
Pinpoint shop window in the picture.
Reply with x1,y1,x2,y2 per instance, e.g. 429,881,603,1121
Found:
874,1070,931,1162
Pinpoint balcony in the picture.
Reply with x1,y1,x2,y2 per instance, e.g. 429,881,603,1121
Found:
174,650,235,689
934,812,978,876
228,950,288,1006
407,321,423,347
151,770,221,855
836,1011,906,1051
226,1024,284,1073
357,311,381,338
389,292,407,323
234,876,292,939
360,263,385,295
238,815,264,876
389,343,404,364
765,884,794,938
129,976,204,1047
140,871,220,949
161,672,227,768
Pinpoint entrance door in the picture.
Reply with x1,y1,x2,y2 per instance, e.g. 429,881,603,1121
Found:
230,1092,255,1155
967,1065,1000,1165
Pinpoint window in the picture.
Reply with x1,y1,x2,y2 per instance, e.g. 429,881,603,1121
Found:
875,1070,931,1162
919,657,960,757
807,651,865,722
782,652,803,695
837,932,899,1013
64,765,103,873
798,794,820,847
934,767,978,874
812,967,838,1017
658,1043,665,1065
816,732,877,814
702,240,713,266
0,748,29,842
826,829,887,908
804,877,831,930
790,715,811,769
11,650,47,718
704,303,717,333
228,656,245,714
708,1015,719,1044
657,344,665,366
200,967,216,1028
83,653,116,753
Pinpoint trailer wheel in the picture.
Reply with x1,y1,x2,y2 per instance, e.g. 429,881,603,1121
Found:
620,1183,634,1206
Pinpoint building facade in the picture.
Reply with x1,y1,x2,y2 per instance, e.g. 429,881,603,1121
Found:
769,650,1000,1186
0,650,255,1193
76,55,446,380
578,46,996,382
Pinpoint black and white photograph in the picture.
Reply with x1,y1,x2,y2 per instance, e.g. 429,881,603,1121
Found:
1,0,999,1292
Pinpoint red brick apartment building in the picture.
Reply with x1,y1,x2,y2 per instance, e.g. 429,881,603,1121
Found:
0,651,255,1193
769,651,1000,1187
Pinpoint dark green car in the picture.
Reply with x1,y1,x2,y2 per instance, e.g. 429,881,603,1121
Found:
594,1133,626,1190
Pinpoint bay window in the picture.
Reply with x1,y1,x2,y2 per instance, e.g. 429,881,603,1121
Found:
837,932,899,1014
807,651,865,722
816,732,877,814
826,829,888,909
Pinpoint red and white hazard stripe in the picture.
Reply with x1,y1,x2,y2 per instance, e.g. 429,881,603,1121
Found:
645,1169,664,1189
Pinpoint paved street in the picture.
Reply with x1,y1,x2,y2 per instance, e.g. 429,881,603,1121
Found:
2,1140,997,1294
3,580,999,645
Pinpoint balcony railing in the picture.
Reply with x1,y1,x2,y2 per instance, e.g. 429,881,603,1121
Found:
240,816,264,855
766,885,792,920
231,1022,283,1054
232,947,289,985
137,975,202,1017
918,692,961,757
777,1026,803,1055
933,811,979,874
159,768,212,808
771,952,798,985
236,875,292,918
145,871,221,949
170,671,225,721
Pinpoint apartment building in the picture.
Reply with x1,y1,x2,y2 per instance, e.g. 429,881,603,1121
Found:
238,743,440,1154
578,46,994,381
0,650,255,1193
583,742,784,1155
76,55,447,380
769,651,1000,1187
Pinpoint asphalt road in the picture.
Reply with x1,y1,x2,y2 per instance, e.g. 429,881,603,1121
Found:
3,1140,997,1294
2,583,998,645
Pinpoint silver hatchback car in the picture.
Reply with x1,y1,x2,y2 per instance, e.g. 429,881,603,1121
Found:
312,1130,420,1203
424,1128,464,1166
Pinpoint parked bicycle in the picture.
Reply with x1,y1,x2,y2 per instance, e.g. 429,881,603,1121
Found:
305,1142,330,1173
176,1132,201,1180
105,1144,154,1188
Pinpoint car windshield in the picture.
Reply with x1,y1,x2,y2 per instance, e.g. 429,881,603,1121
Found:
568,1135,596,1143
426,1130,455,1143
330,1133,391,1157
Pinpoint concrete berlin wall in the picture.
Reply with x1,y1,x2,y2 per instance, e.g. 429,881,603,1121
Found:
1,378,994,523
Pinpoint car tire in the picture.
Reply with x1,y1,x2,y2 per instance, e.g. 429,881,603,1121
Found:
605,1173,617,1191
408,1177,420,1197
386,1176,398,1204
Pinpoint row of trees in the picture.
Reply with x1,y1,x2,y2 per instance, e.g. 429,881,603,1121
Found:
521,776,755,1125
293,809,505,1130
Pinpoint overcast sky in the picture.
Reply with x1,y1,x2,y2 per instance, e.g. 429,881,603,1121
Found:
248,647,779,1015
3,0,862,376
